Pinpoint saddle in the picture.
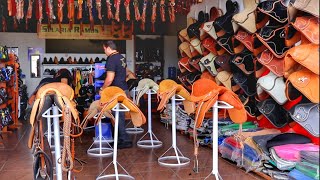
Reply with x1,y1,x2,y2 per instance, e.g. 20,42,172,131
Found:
232,0,258,34
215,71,233,91
257,0,292,24
190,38,205,55
179,42,193,58
157,79,195,115
135,78,159,105
202,37,219,55
257,71,288,105
284,44,319,77
199,52,218,76
233,72,257,96
257,98,291,128
28,82,81,172
286,68,319,104
187,11,208,40
188,55,203,72
200,7,222,40
98,86,146,127
292,16,319,45
257,49,284,77
178,57,196,73
80,100,114,128
292,0,319,18
231,50,255,75
234,29,255,52
215,54,232,72
289,102,319,137
178,17,196,42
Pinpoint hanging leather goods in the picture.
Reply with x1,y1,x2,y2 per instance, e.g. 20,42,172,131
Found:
67,0,75,30
77,0,83,35
168,0,175,23
133,0,141,21
106,0,113,20
151,0,157,32
160,0,165,22
140,0,147,31
46,0,54,29
26,0,33,30
57,0,64,33
87,0,94,31
11,0,17,30
114,0,121,22
16,0,24,22
124,0,131,21
8,0,12,16
96,0,103,30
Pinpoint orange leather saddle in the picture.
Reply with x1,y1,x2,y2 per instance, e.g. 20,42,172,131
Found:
98,86,146,127
157,79,195,115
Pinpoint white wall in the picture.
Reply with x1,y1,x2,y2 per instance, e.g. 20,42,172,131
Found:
0,33,45,96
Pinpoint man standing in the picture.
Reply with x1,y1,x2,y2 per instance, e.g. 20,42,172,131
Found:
100,41,132,149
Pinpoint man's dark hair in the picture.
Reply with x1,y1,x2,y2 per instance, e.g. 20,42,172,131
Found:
102,40,117,50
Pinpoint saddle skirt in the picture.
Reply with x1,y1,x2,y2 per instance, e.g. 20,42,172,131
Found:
99,86,146,127
157,79,195,115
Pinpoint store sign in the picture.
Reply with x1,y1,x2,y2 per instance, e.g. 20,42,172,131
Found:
37,24,132,40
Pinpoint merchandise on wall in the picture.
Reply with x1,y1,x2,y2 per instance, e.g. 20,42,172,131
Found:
174,0,319,179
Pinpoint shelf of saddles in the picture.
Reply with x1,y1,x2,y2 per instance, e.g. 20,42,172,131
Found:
42,56,106,65
171,0,319,179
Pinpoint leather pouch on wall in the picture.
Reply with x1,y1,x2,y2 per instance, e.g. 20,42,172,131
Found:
199,52,218,76
292,16,319,45
215,54,232,72
188,55,202,72
257,71,288,105
286,68,319,103
257,49,284,77
234,29,255,52
232,0,258,34
257,98,291,128
289,103,319,137
232,50,254,75
202,37,218,55
292,0,319,18
284,44,319,76
257,24,291,58
233,72,256,96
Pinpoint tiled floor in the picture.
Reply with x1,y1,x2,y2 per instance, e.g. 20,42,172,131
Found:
0,118,263,180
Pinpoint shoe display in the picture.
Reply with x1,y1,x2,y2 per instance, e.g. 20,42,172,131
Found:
42,57,48,64
54,56,59,64
78,57,84,64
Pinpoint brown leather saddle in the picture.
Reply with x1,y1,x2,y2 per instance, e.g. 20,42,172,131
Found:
98,86,146,127
81,100,114,128
157,79,195,115
234,29,255,52
215,54,232,72
202,37,219,55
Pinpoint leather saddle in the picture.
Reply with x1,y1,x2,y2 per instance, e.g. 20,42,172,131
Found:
257,71,288,105
234,29,255,52
233,72,257,96
257,0,292,24
190,38,205,55
231,49,255,75
199,52,218,76
202,37,219,55
292,16,319,45
81,100,114,128
215,71,233,91
292,0,319,18
289,102,319,137
178,57,196,73
232,0,259,34
188,55,203,72
187,11,208,40
179,42,193,58
135,78,159,105
215,54,232,72
200,6,222,40
257,49,284,77
179,17,196,42
98,86,146,127
257,98,291,128
286,68,319,104
157,79,195,115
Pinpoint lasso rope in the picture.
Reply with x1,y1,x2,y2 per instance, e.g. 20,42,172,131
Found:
61,106,74,172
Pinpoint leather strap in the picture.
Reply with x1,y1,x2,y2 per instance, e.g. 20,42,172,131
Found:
96,0,103,30
57,0,64,32
133,0,141,21
168,0,175,23
87,0,94,30
114,0,121,22
68,0,75,30
124,0,131,21
160,0,165,22
151,0,157,32
141,0,148,31
26,0,33,29
106,0,114,20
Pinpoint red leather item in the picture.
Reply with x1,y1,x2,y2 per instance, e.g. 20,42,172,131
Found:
283,95,302,111
202,37,218,55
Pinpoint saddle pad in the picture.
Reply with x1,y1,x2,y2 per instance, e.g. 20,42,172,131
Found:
257,25,291,58
252,133,280,156
202,37,218,55
292,0,319,18
272,143,319,162
199,52,218,76
233,72,256,96
292,16,319,45
234,30,255,52
232,0,258,33
257,71,288,105
215,71,233,90
257,49,284,77
266,133,312,149
285,44,319,76
257,98,290,128
201,21,218,40
286,68,319,103
289,103,319,137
